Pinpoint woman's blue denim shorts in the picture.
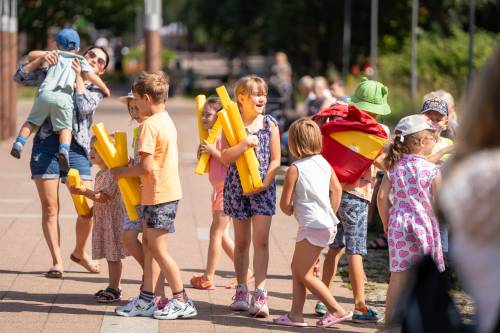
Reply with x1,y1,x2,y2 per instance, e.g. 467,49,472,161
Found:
31,133,92,182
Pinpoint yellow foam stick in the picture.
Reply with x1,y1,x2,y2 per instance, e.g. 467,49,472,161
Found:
92,124,141,220
195,118,222,175
94,141,113,169
67,168,91,217
217,110,254,193
92,123,118,167
196,95,210,174
94,140,141,214
216,86,263,188
121,187,139,221
114,132,129,166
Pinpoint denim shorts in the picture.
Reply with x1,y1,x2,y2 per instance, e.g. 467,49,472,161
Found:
31,133,92,182
142,200,179,232
329,191,369,255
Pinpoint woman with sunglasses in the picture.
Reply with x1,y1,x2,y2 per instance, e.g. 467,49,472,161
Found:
13,46,110,278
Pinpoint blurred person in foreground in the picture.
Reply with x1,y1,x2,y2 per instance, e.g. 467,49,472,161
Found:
438,45,500,333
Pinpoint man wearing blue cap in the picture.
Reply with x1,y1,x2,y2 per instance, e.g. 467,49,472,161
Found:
11,28,110,172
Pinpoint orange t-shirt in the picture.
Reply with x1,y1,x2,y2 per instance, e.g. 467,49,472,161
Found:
137,111,182,205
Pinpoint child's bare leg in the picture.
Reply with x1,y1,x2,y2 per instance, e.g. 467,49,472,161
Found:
220,218,235,261
251,215,272,289
152,260,165,298
108,260,123,291
142,234,155,292
385,271,408,326
221,222,252,280
123,230,144,268
289,248,308,322
144,228,185,299
59,128,72,146
205,211,231,280
348,254,367,309
18,121,37,139
294,240,346,316
321,247,345,288
137,233,165,298
233,219,251,285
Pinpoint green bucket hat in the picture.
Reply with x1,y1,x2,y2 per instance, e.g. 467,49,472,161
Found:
350,77,391,115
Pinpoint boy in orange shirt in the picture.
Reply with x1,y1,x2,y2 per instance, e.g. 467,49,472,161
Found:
112,71,197,319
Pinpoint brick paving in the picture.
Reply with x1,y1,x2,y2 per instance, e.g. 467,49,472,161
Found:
0,97,379,333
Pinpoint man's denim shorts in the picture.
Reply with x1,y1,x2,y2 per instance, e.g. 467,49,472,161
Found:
31,133,92,182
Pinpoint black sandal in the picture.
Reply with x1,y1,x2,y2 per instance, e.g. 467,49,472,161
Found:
95,287,122,303
367,234,388,250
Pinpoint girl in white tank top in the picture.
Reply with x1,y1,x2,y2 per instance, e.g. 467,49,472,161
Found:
273,118,352,328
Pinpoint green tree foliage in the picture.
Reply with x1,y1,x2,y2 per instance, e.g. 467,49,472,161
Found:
19,0,141,50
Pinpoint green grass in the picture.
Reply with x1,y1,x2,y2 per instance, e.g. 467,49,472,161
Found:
17,86,38,100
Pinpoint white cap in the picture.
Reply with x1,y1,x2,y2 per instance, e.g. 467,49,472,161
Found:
395,114,435,140
119,91,135,105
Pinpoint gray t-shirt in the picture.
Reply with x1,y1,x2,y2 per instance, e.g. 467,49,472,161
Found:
39,50,91,94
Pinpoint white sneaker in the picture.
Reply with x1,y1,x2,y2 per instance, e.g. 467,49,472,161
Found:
115,296,156,317
153,298,198,320
248,288,269,317
230,284,249,311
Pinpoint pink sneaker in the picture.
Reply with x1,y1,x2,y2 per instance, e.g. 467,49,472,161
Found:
154,296,169,310
249,288,269,317
230,285,249,311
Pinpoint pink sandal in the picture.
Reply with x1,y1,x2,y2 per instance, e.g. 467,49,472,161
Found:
316,311,353,328
273,313,308,327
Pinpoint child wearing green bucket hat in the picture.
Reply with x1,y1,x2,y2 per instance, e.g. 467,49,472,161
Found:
316,77,390,323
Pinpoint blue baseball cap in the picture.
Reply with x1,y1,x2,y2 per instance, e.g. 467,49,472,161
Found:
421,97,448,117
55,28,80,51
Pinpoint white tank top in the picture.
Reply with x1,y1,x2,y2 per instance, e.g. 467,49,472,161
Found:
292,155,339,229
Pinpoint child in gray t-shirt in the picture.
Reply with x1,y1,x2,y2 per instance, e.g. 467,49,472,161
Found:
11,28,110,172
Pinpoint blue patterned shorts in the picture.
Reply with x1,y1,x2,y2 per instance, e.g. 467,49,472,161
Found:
329,192,368,255
123,205,144,232
142,200,179,232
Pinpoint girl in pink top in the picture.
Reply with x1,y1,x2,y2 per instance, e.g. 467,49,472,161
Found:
377,114,444,328
190,97,252,290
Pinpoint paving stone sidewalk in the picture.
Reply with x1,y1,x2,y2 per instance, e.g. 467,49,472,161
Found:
0,97,379,333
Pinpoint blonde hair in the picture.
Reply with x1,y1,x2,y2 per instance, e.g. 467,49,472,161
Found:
385,130,435,169
288,118,322,159
132,71,169,103
453,45,500,164
234,75,268,102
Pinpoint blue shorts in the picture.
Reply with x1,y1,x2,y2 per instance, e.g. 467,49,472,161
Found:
123,205,144,232
329,191,369,255
31,133,92,182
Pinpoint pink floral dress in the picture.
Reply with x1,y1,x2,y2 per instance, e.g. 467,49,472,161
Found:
92,169,128,261
387,154,444,272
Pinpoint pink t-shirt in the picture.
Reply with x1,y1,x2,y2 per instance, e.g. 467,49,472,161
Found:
208,136,227,184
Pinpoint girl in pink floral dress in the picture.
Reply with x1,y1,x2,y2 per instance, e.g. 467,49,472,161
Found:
70,136,128,303
377,115,444,327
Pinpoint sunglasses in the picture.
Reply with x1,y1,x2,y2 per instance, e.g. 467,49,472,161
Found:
87,50,106,67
